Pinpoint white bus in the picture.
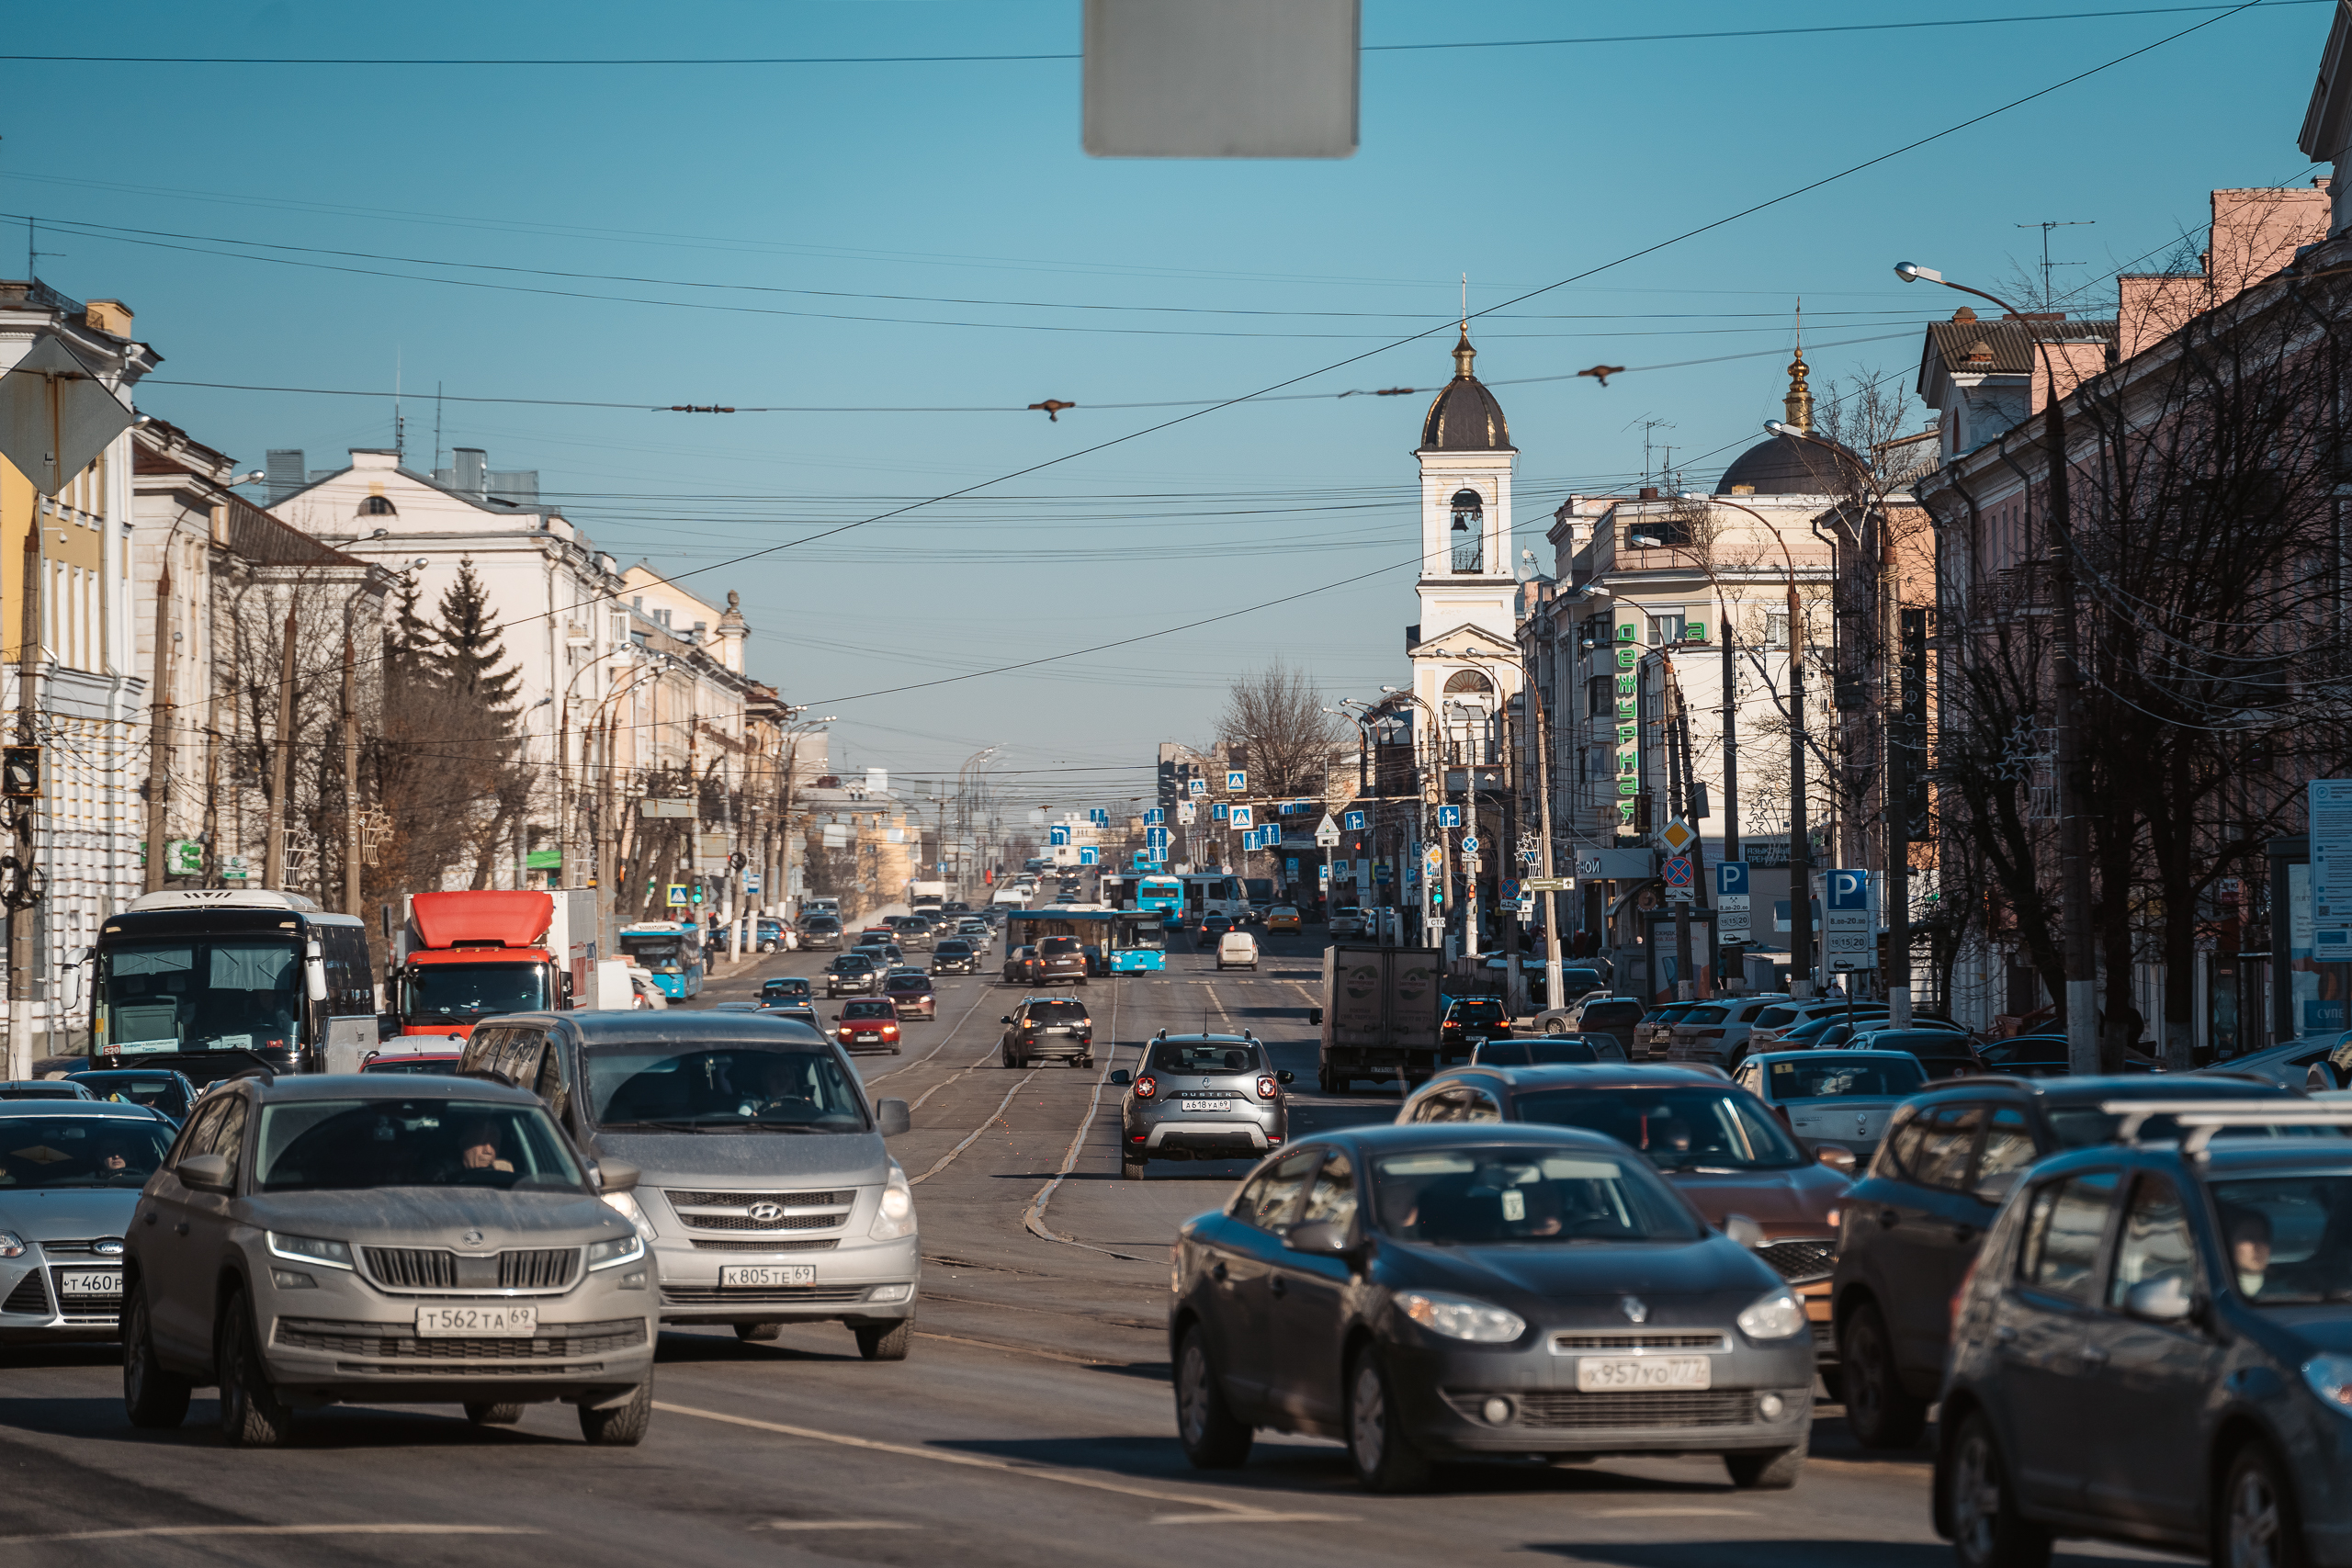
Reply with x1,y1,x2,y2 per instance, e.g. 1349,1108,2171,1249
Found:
1178,873,1249,925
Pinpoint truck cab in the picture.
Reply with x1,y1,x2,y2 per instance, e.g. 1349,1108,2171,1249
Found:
393,891,586,1042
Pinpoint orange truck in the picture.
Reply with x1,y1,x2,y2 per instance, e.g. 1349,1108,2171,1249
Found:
390,889,599,1042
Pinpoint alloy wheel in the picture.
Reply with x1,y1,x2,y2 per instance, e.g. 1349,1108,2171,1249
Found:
2229,1463,2285,1568
1178,1340,1213,1448
1350,1360,1386,1472
1951,1427,2001,1565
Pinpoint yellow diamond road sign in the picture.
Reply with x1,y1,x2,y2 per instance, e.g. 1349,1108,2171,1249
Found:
1660,818,1697,855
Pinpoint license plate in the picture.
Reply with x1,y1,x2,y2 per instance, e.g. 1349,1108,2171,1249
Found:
415,1304,539,1337
1577,1355,1711,1392
55,1268,121,1299
720,1265,816,1289
1183,1099,1233,1112
854,1033,879,1042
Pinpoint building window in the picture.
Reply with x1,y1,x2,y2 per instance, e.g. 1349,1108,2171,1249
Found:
1586,674,1611,716
1442,669,1493,697
1766,610,1790,646
1649,612,1687,645
359,495,396,516
1449,489,1484,573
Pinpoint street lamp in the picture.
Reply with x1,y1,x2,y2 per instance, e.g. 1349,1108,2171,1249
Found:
1442,646,1567,1015
1897,258,2097,1074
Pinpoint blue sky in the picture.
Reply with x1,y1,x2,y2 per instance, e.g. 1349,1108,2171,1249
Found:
6,0,2328,808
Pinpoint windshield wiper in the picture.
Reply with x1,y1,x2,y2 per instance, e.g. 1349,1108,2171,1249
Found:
596,1119,741,1133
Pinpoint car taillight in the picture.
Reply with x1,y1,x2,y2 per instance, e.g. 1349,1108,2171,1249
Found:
1256,1075,1277,1100
1134,1075,1158,1099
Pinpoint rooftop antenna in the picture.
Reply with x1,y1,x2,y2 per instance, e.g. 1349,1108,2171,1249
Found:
26,215,62,279
2016,220,2094,310
1460,271,1468,335
393,351,405,465
433,380,445,474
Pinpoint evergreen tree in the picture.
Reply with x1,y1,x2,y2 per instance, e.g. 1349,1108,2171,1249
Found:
387,577,436,682
427,558,523,711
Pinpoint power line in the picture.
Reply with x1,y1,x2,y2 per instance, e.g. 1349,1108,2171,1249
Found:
0,4,2318,67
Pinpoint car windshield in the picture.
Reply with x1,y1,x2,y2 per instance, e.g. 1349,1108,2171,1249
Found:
362,1056,463,1076
1766,1056,1928,1098
1025,1000,1090,1024
0,1114,175,1188
255,1098,586,1192
1473,1038,1600,1066
1452,1001,1506,1024
832,956,874,972
1149,1040,1265,1075
884,976,932,993
99,937,307,1054
1371,1146,1703,1246
842,999,896,1018
806,919,841,932
400,961,548,1024
1577,1000,1643,1026
1510,1086,1809,1171
585,1044,869,1131
2210,1175,2352,1304
70,1073,194,1119
936,941,972,955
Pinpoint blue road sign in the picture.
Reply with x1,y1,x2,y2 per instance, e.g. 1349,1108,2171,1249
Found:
1145,826,1170,848
1343,809,1367,831
1091,807,1110,827
1716,862,1749,897
1827,869,1870,909
1148,849,1167,865
1213,802,1228,822
1079,847,1098,865
1262,821,1281,844
1226,770,1247,792
1144,807,1164,826
1230,805,1255,829
1049,825,1070,846
1188,778,1206,796
1437,806,1462,829
1461,835,1479,852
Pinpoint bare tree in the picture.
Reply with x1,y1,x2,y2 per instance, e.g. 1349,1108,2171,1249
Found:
1216,660,1343,799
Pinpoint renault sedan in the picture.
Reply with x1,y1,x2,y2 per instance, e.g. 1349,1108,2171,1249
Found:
1170,1123,1813,1492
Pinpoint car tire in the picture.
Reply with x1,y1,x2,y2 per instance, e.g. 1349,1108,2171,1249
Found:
2220,1442,2308,1568
1346,1345,1432,1494
1121,1156,1148,1179
465,1402,526,1427
854,1321,911,1361
1173,1325,1252,1469
216,1289,294,1449
1724,1446,1806,1489
734,1323,783,1343
1545,1021,1566,1036
1842,1302,1928,1449
1817,1367,1844,1404
1943,1412,2051,1568
122,1287,190,1430
578,1381,653,1446
1078,1055,1094,1069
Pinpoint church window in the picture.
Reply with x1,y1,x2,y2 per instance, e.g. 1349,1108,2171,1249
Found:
359,495,396,516
1442,669,1493,697
1449,489,1484,573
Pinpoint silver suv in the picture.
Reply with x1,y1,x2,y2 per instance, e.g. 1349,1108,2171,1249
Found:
122,1073,654,1447
1111,1032,1292,1180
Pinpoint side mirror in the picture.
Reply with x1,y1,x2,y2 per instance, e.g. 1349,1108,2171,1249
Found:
1276,1070,1295,1085
377,1011,402,1041
1814,1142,1858,1176
1108,1069,1132,1087
1001,1016,1014,1025
876,1098,911,1137
1308,1008,1323,1026
1722,1213,1767,1250
1285,1219,1349,1255
2125,1273,2197,1323
304,953,329,1003
596,1159,640,1194
177,1152,233,1193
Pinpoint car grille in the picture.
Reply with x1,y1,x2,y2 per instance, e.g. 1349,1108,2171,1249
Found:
1756,1240,1837,1284
1500,1390,1758,1429
682,1212,842,1232
688,1238,839,1252
3,1270,50,1315
1551,1331,1730,1354
277,1316,646,1359
40,1237,125,1258
665,1190,843,1209
361,1247,580,1292
661,1285,870,1306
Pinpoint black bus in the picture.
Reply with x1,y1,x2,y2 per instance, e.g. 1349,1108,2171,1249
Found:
90,890,379,1083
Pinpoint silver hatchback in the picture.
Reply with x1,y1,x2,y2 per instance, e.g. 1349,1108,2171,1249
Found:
1112,1032,1292,1179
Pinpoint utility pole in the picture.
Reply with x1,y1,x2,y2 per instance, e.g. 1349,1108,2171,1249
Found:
263,603,297,889
343,632,361,916
1662,660,1692,998
1719,586,1741,987
1666,653,1711,998
1788,581,1814,998
142,556,174,895
8,513,44,1076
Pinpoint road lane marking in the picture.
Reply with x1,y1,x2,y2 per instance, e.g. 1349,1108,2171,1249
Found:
865,974,1001,1088
911,1328,1109,1365
1022,969,1143,1261
17,1526,543,1542
1148,1512,1358,1526
656,1401,1310,1517
909,1067,1039,1184
1590,1508,1757,1518
756,1521,920,1531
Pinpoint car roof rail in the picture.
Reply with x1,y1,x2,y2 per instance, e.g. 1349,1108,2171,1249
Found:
2096,1098,2342,1149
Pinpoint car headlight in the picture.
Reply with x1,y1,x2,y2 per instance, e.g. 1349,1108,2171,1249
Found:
868,1165,917,1242
2303,1354,2352,1411
602,1189,657,1240
0,1230,25,1259
266,1232,355,1271
587,1232,646,1271
1396,1291,1525,1344
1737,1287,1808,1341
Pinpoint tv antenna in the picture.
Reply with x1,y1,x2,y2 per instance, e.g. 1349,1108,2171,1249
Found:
2017,220,2094,310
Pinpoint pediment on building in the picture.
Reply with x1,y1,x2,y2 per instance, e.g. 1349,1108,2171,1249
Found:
1407,623,1520,660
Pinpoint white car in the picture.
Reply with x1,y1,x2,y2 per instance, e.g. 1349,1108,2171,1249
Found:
625,964,669,1010
1216,931,1259,970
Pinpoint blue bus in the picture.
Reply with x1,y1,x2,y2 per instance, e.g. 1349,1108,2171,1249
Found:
1136,874,1183,922
1004,908,1167,974
619,920,705,999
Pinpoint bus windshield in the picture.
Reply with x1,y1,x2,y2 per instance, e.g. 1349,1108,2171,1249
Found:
1116,918,1166,953
99,938,307,1055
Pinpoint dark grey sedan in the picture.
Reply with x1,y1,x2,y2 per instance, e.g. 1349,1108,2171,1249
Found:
123,1073,653,1448
1169,1122,1815,1492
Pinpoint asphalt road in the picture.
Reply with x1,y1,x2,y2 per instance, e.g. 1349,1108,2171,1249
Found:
0,917,2183,1566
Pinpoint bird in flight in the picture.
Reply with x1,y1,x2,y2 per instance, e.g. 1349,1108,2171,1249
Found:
1028,399,1077,422
1577,365,1627,387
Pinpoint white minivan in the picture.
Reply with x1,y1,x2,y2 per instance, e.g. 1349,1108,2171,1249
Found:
1216,931,1258,970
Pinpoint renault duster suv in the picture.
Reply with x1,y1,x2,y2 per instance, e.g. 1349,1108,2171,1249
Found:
1113,1032,1293,1179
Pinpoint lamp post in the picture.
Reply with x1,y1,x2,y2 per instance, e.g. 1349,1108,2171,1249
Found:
1381,685,1447,949
1440,649,1566,1017
1896,260,2094,1074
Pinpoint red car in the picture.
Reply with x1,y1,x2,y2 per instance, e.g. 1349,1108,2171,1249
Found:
833,998,902,1054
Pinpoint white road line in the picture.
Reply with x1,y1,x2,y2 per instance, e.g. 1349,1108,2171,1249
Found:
1021,970,1143,1261
17,1526,543,1542
909,1067,1039,1185
1148,1513,1359,1526
657,1402,1307,1517
1590,1508,1758,1518
756,1520,921,1531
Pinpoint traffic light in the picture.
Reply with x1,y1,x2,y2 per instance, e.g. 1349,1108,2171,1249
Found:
2,746,39,798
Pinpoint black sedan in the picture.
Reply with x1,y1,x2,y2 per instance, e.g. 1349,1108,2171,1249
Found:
1195,912,1239,949
931,938,981,976
1169,1122,1815,1493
